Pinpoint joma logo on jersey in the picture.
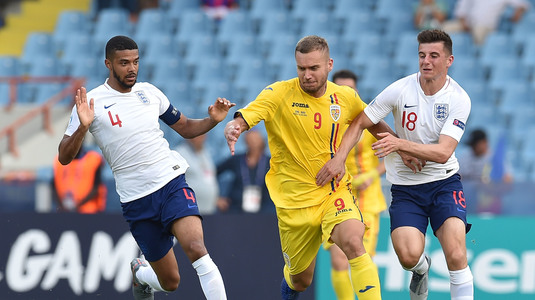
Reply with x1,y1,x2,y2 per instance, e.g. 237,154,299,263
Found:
135,91,150,104
292,102,309,108
335,207,353,217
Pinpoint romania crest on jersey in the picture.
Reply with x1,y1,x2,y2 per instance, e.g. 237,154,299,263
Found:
330,104,341,121
434,103,448,121
135,91,150,104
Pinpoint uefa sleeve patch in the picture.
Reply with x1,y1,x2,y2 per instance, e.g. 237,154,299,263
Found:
453,119,465,130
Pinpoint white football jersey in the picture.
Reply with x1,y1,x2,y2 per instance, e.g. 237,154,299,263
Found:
65,79,189,202
365,73,471,185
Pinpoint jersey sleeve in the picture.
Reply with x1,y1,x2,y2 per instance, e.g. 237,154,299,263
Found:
149,84,171,115
238,82,284,128
440,91,471,142
364,81,400,124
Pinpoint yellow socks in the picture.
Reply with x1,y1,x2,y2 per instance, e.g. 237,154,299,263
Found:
349,253,382,299
331,269,354,300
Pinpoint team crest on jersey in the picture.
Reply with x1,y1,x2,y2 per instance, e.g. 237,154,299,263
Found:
434,103,449,121
135,91,150,104
330,104,341,121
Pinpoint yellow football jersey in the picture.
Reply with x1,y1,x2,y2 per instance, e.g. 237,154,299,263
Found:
346,131,387,214
238,78,365,208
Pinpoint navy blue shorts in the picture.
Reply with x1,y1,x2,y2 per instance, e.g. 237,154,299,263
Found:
389,174,471,236
121,175,201,262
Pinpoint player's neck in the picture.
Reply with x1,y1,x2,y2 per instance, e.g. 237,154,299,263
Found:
419,76,447,96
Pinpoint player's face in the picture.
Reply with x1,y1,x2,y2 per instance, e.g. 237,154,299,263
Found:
418,42,452,82
106,49,139,92
295,49,333,97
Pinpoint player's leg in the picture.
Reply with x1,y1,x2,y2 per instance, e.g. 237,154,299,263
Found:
326,187,381,299
431,174,473,300
328,245,353,300
277,205,323,298
389,184,431,300
172,215,227,300
436,217,473,300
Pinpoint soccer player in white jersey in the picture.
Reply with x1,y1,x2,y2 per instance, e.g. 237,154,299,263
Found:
58,36,234,300
316,29,473,300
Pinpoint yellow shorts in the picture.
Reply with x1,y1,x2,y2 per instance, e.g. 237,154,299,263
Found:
361,210,381,257
276,184,363,275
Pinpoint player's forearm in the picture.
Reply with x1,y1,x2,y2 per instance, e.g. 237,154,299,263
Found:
57,125,88,165
398,140,453,164
180,117,219,138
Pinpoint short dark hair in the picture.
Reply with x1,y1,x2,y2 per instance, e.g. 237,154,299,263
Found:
295,35,330,56
466,128,487,147
417,29,453,55
105,35,138,59
332,69,358,85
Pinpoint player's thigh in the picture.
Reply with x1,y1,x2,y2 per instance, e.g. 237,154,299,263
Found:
171,215,207,262
322,185,364,248
276,205,322,275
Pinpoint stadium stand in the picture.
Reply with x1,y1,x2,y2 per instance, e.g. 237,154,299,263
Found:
1,0,535,214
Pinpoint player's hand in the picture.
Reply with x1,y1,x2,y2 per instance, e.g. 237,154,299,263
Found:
398,151,425,173
75,87,94,129
208,97,236,123
371,132,402,158
316,155,346,187
224,120,241,156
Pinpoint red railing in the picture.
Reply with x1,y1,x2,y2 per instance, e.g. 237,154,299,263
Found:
0,76,85,160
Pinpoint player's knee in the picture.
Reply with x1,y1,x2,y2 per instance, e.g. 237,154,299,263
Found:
182,240,208,259
397,251,422,269
160,273,180,292
291,276,313,292
446,248,468,270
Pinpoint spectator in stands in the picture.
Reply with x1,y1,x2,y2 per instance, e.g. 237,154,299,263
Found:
58,35,233,300
224,35,384,299
442,0,530,45
414,0,448,30
326,69,387,300
175,134,219,215
53,144,107,213
216,129,273,214
458,128,513,183
201,0,239,20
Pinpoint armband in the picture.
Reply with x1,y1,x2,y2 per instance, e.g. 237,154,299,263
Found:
159,104,181,125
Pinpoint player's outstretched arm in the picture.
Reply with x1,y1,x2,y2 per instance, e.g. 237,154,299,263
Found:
58,87,94,165
224,115,249,156
171,97,235,138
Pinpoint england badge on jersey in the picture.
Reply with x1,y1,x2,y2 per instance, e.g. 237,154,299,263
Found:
135,91,150,104
330,104,341,121
434,103,448,121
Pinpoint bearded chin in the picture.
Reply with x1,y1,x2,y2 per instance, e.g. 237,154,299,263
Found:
113,70,135,89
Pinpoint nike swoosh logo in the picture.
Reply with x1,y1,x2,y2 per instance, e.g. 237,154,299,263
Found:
359,285,375,293
264,87,273,91
188,204,197,209
104,103,116,109
404,104,417,108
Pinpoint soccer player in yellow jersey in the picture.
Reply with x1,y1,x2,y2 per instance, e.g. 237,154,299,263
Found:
328,70,387,300
224,35,390,299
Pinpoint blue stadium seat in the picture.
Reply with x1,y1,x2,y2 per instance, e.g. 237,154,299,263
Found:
0,82,10,106
249,0,287,22
20,32,55,73
291,0,330,21
216,10,254,50
487,57,523,99
256,11,293,47
449,56,485,84
392,32,420,77
224,34,258,78
152,57,188,88
173,9,214,44
0,56,20,76
53,10,91,55
349,33,388,73
297,11,335,37
520,36,535,80
142,34,178,80
68,55,105,80
332,0,373,24
340,11,381,43
449,32,477,58
358,58,398,103
190,58,226,99
59,33,94,70
478,32,515,74
181,34,222,69
34,83,70,104
264,33,298,76
134,8,171,53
